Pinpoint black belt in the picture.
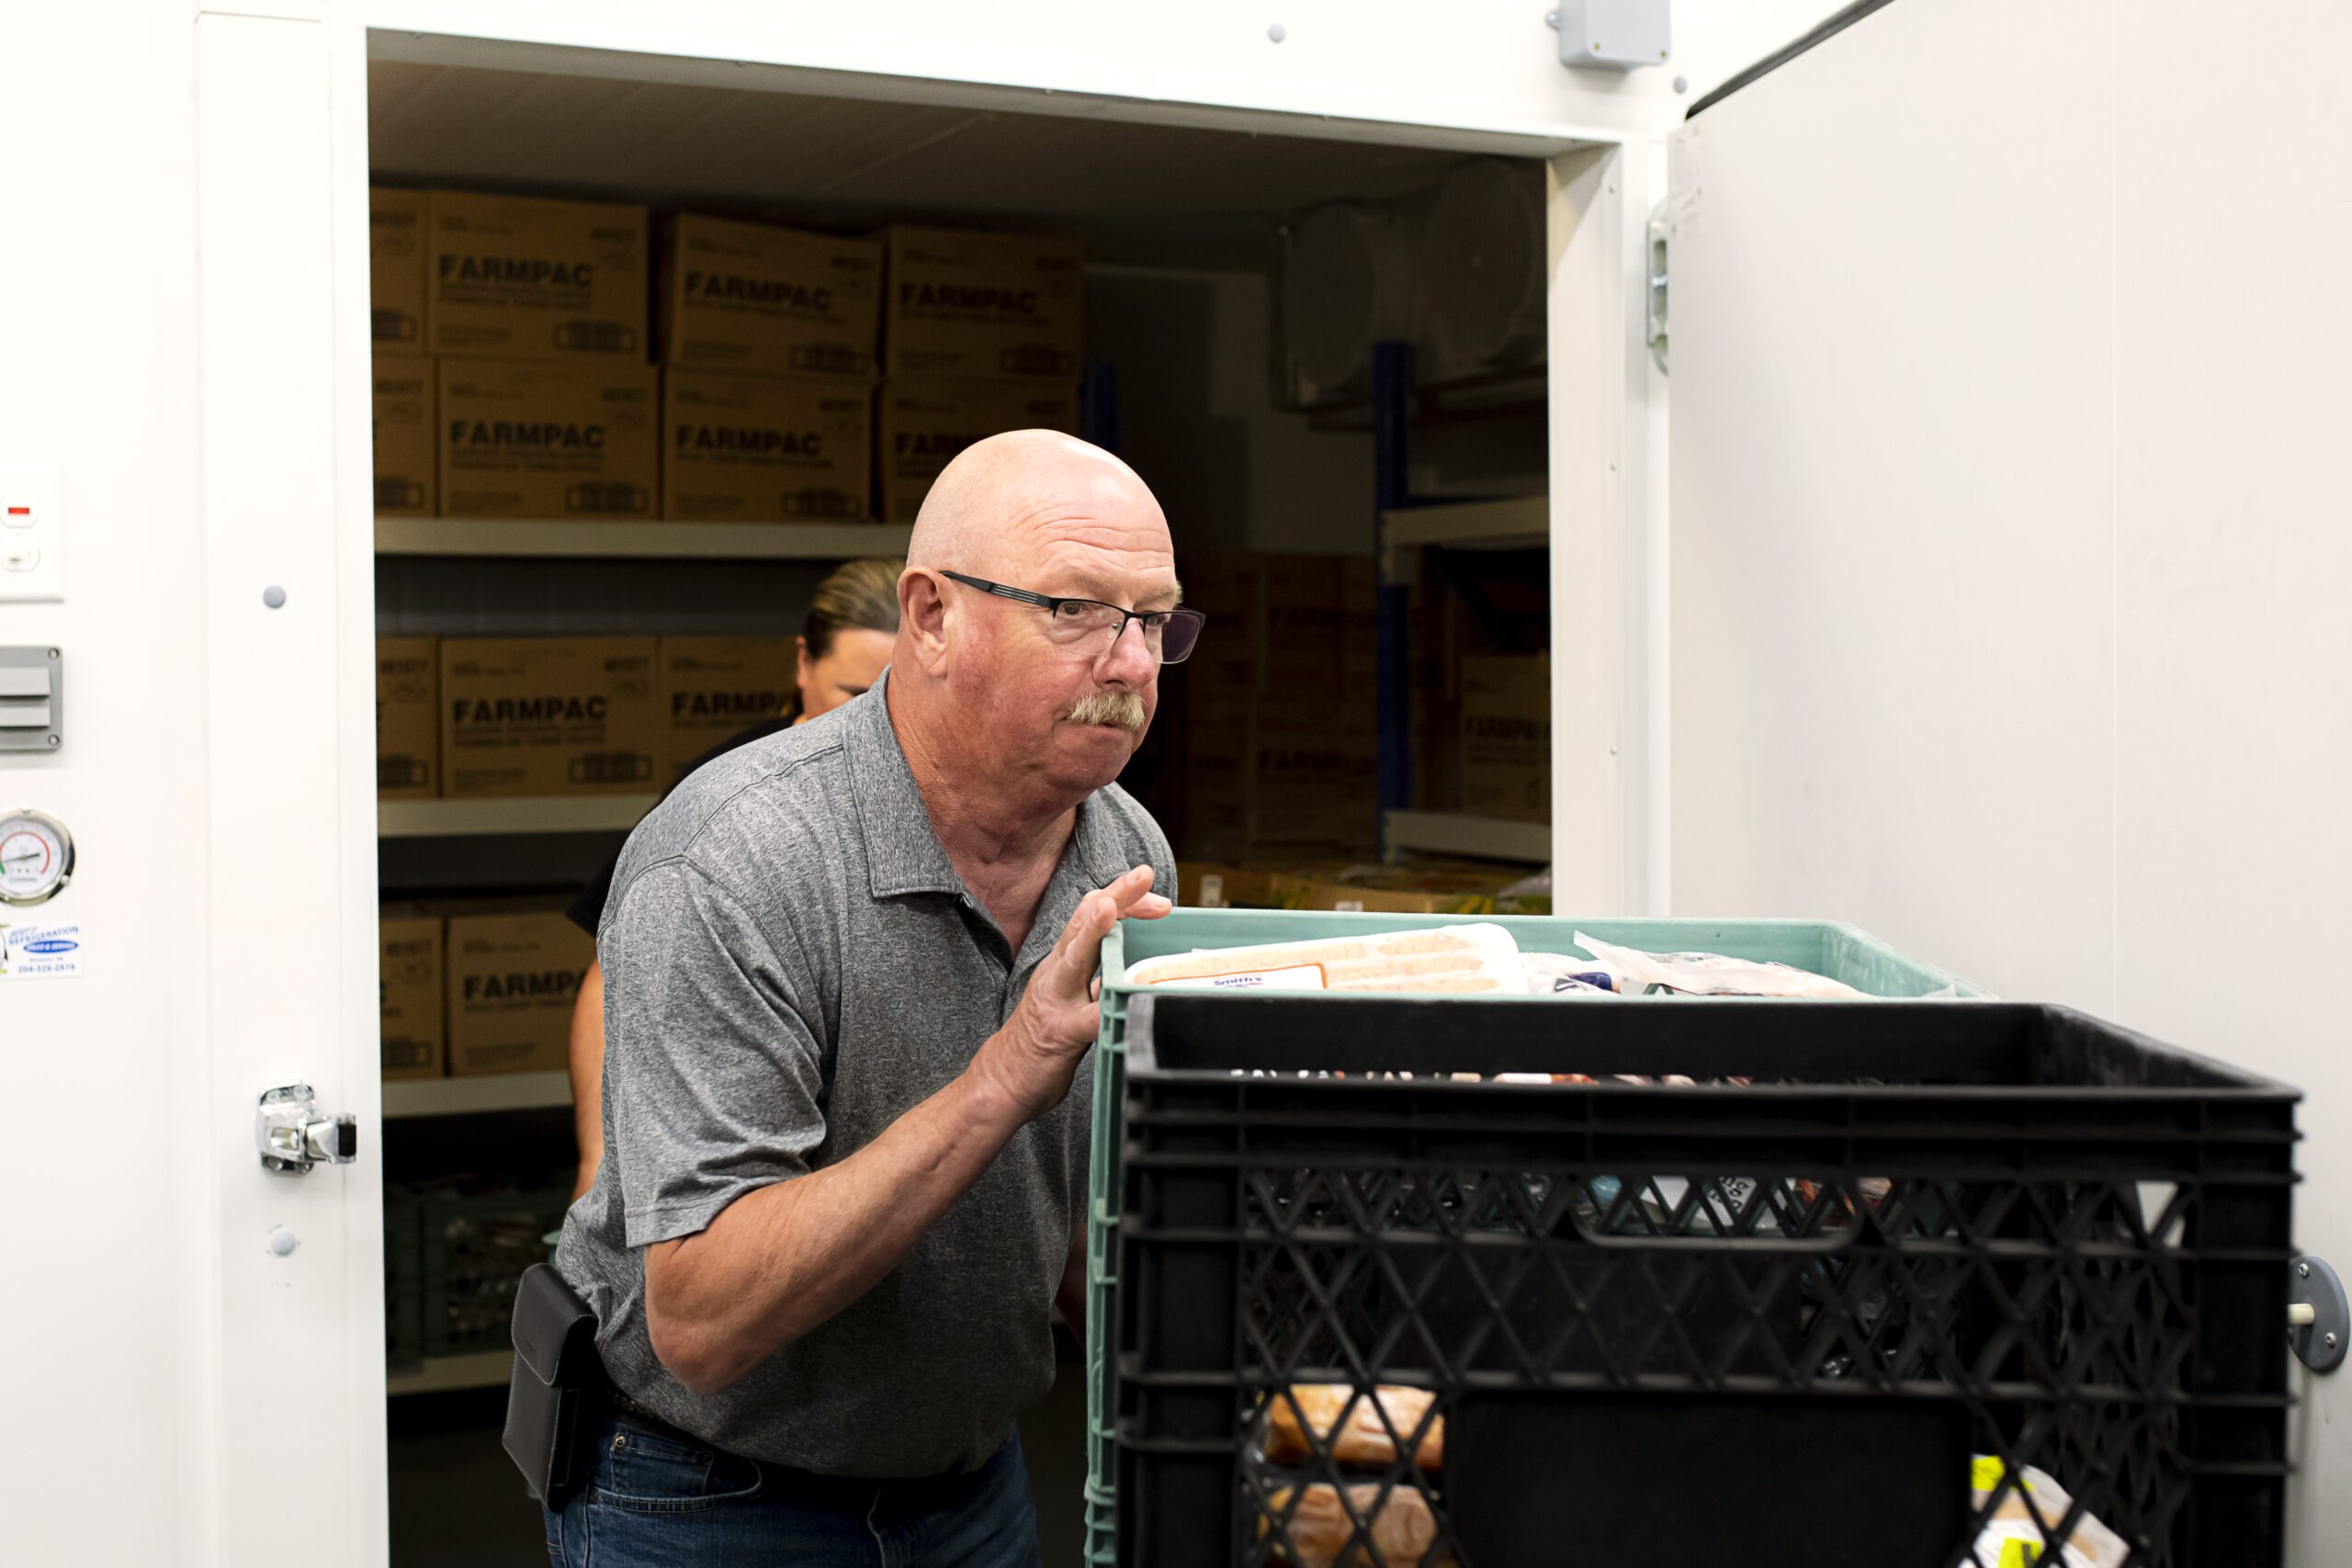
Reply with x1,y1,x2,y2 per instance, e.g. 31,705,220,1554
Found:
604,1382,707,1446
599,1382,997,1510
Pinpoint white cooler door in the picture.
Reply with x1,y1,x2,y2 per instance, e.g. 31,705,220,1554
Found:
1666,2,2352,1558
1665,0,2118,999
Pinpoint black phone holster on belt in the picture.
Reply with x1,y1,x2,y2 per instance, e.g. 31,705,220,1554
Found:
504,1262,603,1507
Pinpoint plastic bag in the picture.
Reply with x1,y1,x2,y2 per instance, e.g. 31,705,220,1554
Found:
1572,931,1861,998
1967,1457,2129,1568
1518,952,1623,996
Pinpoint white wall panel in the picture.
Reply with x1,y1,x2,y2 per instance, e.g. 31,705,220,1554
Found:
360,1,1852,152
1669,0,2118,1004
1670,0,2352,1543
0,4,213,1563
2109,3,2352,1551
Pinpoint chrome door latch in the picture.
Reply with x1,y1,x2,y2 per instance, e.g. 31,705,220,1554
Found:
255,1083,356,1175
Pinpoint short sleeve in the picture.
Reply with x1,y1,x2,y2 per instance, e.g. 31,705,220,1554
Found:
601,858,828,1248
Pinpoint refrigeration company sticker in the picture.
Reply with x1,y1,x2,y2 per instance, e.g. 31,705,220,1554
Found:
0,919,84,981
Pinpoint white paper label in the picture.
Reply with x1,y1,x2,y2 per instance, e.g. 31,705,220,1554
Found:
0,918,84,981
1197,874,1227,908
1158,964,1327,992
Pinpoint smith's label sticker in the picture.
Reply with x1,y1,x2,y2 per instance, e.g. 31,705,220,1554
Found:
0,919,84,981
1155,964,1327,993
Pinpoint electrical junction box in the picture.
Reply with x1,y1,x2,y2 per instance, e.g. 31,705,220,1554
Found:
1555,0,1670,72
0,463,64,603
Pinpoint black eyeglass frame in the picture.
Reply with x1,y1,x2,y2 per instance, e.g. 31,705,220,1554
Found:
939,570,1207,665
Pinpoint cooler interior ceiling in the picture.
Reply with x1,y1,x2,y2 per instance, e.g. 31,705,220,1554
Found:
366,58,1524,266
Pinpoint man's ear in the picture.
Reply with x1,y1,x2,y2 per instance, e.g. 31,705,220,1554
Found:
900,569,953,672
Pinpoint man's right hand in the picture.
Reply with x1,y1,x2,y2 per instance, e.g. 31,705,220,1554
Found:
975,865,1170,1121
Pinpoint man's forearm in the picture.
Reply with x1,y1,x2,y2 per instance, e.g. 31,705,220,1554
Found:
645,1040,1033,1394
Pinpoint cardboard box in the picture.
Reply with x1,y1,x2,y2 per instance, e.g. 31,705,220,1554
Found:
1272,862,1548,917
370,188,429,347
377,636,438,799
1184,698,1377,862
438,357,659,519
427,190,649,360
379,911,446,1080
877,378,1080,524
662,370,871,522
439,637,662,797
1459,654,1550,822
660,214,882,378
1179,553,1380,861
883,226,1084,380
657,636,796,786
445,910,594,1077
1181,553,1374,698
373,355,435,517
1174,860,1288,909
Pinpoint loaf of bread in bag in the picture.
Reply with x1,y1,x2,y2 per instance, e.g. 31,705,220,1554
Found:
1261,1483,1450,1568
1262,1384,1444,1472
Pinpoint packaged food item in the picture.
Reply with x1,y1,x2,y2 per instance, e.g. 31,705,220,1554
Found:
1262,1385,1443,1472
1572,931,1861,998
1125,924,1525,996
1518,952,1623,995
1968,1456,2129,1568
1262,1483,1450,1568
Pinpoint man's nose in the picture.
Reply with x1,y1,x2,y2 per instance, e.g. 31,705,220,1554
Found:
1100,616,1158,683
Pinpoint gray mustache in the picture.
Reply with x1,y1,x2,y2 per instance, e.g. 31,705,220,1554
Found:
1066,692,1148,729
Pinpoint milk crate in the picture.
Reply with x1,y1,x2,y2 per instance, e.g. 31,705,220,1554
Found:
1080,912,2294,1568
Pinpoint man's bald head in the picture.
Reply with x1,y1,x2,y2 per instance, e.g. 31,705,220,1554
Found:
889,428,1179,815
907,429,1166,581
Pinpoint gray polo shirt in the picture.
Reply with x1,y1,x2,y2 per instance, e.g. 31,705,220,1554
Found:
553,672,1172,1478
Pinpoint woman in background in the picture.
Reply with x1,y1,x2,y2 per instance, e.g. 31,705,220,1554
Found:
563,558,902,1198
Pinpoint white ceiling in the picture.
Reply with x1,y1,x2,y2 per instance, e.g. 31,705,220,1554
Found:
366,59,1503,267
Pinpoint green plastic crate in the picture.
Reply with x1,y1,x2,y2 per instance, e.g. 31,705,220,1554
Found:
419,1185,571,1358
1078,911,1984,1566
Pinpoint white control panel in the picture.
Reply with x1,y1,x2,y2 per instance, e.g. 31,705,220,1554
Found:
0,465,64,603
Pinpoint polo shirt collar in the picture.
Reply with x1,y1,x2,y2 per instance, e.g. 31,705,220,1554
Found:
842,670,1135,904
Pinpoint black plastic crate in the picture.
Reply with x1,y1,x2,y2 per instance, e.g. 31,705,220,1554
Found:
1112,994,2297,1568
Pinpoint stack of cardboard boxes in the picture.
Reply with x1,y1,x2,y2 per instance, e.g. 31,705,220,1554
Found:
378,629,798,1081
369,189,1087,525
378,902,598,1082
1405,547,1553,823
876,226,1084,523
657,213,879,521
372,189,661,520
1179,553,1379,863
1168,545,1554,915
375,633,798,805
1170,859,1549,916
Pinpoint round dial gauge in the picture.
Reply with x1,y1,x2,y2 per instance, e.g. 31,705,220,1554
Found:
0,808,74,907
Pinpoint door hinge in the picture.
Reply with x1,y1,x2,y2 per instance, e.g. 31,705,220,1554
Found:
1646,199,1669,375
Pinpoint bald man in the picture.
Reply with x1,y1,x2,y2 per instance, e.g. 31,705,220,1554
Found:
545,432,1199,1567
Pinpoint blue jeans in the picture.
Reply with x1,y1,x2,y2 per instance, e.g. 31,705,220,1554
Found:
543,1408,1042,1568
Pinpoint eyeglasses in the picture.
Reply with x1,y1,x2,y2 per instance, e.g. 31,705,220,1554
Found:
942,571,1207,665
